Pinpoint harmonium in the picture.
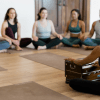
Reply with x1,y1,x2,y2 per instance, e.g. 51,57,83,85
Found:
65,58,100,83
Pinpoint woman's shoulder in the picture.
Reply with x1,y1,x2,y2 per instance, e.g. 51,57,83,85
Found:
34,21,38,25
79,20,85,25
3,20,8,24
48,20,52,23
17,22,21,28
92,21,97,26
67,20,71,26
2,20,8,27
47,20,54,26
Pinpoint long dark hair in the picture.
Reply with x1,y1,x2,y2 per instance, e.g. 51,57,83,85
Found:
4,8,18,24
37,7,47,20
71,9,81,20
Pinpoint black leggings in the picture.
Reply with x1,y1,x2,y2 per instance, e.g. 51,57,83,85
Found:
32,38,61,49
6,27,32,47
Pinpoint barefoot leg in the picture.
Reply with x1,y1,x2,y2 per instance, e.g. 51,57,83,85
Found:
16,46,23,51
37,45,46,50
72,44,80,48
83,45,96,50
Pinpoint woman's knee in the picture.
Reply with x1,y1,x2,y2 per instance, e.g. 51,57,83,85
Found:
0,41,10,49
4,41,10,47
6,27,12,33
6,27,15,39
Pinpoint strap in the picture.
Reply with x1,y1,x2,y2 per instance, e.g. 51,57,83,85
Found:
77,20,79,26
69,20,72,26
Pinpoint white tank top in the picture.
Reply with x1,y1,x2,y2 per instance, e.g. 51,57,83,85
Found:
36,20,51,39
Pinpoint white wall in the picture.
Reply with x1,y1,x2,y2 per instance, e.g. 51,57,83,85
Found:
0,0,35,38
90,0,100,38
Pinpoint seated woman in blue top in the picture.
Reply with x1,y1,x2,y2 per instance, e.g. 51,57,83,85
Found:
1,8,32,51
61,9,85,48
32,7,62,50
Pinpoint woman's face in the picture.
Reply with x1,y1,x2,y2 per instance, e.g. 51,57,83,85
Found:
8,9,16,19
71,11,79,20
39,9,48,19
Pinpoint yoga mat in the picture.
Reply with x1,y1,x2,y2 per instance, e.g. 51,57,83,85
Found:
7,47,35,54
0,81,72,100
0,66,7,71
59,47,92,55
21,52,66,71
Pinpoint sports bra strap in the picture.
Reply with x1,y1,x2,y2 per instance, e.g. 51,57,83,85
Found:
70,20,79,27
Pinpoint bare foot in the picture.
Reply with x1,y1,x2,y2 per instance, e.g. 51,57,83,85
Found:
0,49,7,53
16,46,23,51
83,45,88,50
37,46,46,50
83,45,95,50
73,44,80,48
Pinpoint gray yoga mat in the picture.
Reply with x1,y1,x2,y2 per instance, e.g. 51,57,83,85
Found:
7,47,35,54
0,66,7,71
59,46,92,55
0,81,73,100
21,52,66,71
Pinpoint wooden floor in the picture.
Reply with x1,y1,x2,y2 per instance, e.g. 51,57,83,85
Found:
0,46,100,100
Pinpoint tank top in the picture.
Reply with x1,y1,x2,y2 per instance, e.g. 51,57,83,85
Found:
36,20,51,39
7,21,17,37
68,20,81,34
95,21,100,39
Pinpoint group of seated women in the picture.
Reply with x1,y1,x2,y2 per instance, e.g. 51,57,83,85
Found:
0,7,100,66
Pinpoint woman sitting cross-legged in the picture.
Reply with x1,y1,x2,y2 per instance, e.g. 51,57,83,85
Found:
32,7,62,50
1,8,32,51
61,9,85,48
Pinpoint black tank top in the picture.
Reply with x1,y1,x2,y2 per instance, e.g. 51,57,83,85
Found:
7,21,17,37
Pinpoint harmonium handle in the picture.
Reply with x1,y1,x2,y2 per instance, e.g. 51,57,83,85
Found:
70,64,76,69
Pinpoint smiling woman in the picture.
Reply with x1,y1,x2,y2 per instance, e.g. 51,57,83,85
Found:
1,8,32,51
0,0,35,38
32,7,62,50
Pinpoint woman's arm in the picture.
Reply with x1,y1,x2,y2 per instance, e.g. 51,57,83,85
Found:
17,23,21,41
32,21,38,41
0,36,12,45
87,22,96,38
63,21,70,37
49,20,62,39
81,21,85,34
83,21,96,40
0,36,6,40
49,20,59,37
78,21,85,41
68,46,100,66
1,21,19,46
1,21,14,41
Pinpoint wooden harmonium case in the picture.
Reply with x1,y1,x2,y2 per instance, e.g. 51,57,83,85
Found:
65,60,100,83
